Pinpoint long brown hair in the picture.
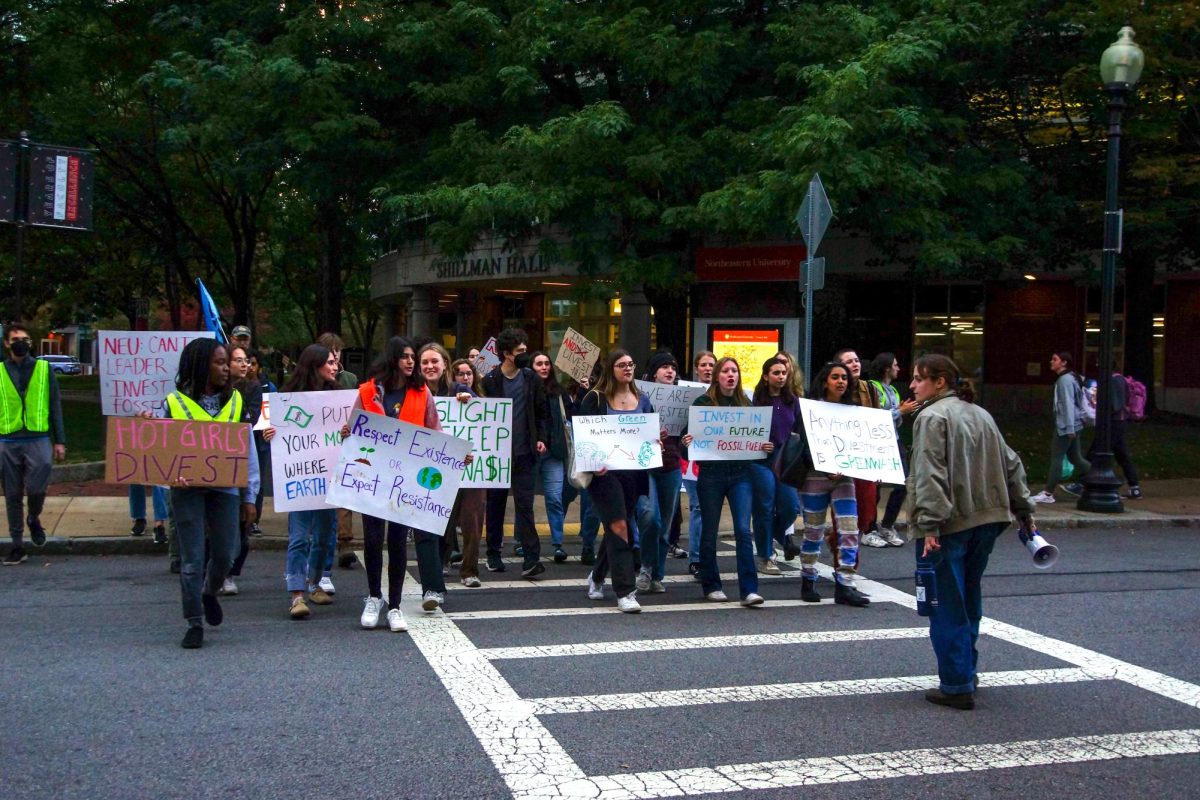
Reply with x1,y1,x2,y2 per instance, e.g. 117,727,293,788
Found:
703,357,750,407
418,342,454,396
449,358,483,396
912,354,975,404
283,344,339,392
593,349,641,404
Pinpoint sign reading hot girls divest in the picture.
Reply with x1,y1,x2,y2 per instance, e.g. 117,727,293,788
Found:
686,406,772,461
571,413,663,472
798,399,904,483
267,390,358,512
554,327,601,384
433,397,512,488
105,417,250,487
634,381,707,436
326,411,472,536
98,330,216,416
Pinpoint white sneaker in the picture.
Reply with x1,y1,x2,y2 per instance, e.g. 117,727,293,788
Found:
741,593,765,607
617,592,641,613
635,569,651,592
705,590,729,602
318,576,335,594
421,591,443,612
218,578,238,596
386,608,407,632
757,558,782,575
462,576,481,588
880,527,905,547
861,531,888,548
586,572,604,600
1031,491,1056,504
361,596,384,629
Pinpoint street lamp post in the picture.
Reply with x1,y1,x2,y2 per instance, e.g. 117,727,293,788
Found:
1078,26,1144,514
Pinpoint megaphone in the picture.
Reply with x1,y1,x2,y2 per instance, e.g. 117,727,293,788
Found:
1018,525,1059,569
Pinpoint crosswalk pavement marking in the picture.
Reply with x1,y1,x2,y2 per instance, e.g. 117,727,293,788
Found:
446,598,835,620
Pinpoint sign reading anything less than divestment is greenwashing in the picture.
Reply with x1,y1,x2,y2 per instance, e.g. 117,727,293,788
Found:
798,398,904,483
267,390,358,512
326,411,472,536
433,397,513,488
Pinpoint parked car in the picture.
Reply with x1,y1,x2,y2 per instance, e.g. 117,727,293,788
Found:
40,354,82,375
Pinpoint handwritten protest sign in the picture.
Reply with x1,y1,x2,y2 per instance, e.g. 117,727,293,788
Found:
268,390,357,511
635,380,707,436
686,406,772,461
326,411,472,535
554,327,601,384
105,416,250,487
433,397,512,488
571,413,662,472
798,399,904,483
98,330,215,416
470,337,501,375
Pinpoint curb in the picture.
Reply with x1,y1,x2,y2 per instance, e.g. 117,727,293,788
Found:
50,461,106,485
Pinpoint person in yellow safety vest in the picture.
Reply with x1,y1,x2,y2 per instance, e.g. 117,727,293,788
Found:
1,323,67,566
139,336,259,650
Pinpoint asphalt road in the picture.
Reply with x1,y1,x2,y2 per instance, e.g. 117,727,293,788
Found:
3,526,1199,800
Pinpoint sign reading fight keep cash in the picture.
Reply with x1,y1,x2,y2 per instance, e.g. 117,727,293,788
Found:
635,380,707,436
798,398,904,483
554,327,601,384
268,390,358,512
98,330,215,416
686,406,772,461
571,413,663,472
433,397,513,488
326,411,472,536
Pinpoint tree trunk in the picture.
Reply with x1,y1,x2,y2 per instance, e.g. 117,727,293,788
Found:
315,204,345,337
1123,246,1157,411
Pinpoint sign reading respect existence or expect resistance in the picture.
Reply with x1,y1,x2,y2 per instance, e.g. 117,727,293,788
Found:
570,413,663,472
554,327,601,384
105,417,250,487
326,411,472,536
267,390,358,512
634,381,708,436
798,398,904,483
98,330,215,416
433,397,513,488
686,406,772,460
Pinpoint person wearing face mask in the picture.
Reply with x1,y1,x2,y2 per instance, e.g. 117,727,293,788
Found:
1,323,67,565
481,328,549,578
679,350,717,578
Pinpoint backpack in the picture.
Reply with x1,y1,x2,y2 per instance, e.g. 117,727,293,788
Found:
1076,380,1096,427
1122,374,1147,421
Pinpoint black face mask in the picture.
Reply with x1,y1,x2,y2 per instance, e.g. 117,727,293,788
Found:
9,340,31,358
514,353,532,369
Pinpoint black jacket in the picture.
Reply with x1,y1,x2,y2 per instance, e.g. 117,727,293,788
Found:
482,365,550,454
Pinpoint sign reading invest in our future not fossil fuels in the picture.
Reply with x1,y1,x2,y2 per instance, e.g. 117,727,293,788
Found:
433,397,513,488
326,411,472,536
686,406,773,461
267,390,358,512
798,398,904,483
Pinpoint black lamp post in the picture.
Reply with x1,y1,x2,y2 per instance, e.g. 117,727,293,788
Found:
1078,26,1144,513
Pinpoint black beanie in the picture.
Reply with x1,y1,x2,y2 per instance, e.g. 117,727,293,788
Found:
644,351,678,380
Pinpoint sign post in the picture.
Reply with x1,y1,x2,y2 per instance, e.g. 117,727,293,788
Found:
795,174,832,386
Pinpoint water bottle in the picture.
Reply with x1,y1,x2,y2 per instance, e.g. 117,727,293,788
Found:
915,558,938,617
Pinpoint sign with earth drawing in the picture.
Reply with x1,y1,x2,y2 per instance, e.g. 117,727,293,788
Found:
570,413,663,472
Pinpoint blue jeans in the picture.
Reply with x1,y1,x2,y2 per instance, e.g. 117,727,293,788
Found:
128,485,169,521
285,509,337,592
696,463,756,599
579,488,600,552
538,456,568,545
684,479,701,564
747,461,799,561
636,468,683,580
171,488,240,625
921,522,1006,695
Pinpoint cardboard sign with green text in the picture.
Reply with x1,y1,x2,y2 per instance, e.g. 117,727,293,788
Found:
105,417,251,487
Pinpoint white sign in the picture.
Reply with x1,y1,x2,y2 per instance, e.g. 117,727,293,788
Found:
798,398,904,483
554,327,601,384
326,411,472,536
635,380,707,436
268,390,358,512
686,405,772,461
433,397,513,488
571,413,663,472
471,337,501,375
98,330,215,416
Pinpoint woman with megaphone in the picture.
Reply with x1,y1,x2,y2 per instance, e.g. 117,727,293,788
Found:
907,355,1035,711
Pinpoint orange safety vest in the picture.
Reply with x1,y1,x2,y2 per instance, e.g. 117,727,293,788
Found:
358,381,428,426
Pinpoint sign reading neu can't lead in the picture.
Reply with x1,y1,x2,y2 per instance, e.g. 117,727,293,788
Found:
105,417,251,487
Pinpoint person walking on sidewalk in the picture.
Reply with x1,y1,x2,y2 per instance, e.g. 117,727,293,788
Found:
1063,372,1143,500
1031,352,1090,504
1,322,67,566
907,354,1033,710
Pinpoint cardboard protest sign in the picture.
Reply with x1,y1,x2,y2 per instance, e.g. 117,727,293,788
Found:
268,390,358,511
570,413,663,472
798,399,904,483
554,327,601,384
686,405,772,461
105,416,250,487
98,330,215,416
470,337,501,375
635,380,708,436
433,397,513,488
326,411,472,536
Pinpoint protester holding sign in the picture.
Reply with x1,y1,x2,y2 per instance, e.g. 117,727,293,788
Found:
217,343,257,596
796,362,869,607
633,351,683,595
680,357,765,607
679,350,718,576
530,351,574,564
748,357,804,575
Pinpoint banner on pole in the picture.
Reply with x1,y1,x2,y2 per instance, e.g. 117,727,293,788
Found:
570,413,662,472
105,417,250,487
798,398,903,483
326,411,472,535
634,380,707,436
433,397,512,488
686,406,772,461
268,390,358,511
26,144,95,230
98,330,216,416
554,327,601,384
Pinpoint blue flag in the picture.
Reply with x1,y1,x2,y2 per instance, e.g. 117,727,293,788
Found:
196,278,227,343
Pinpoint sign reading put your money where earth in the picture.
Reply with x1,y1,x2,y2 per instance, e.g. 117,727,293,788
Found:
798,398,904,483
267,390,358,512
686,406,772,461
433,397,513,488
326,411,472,535
570,413,663,472
98,330,215,416
105,416,250,487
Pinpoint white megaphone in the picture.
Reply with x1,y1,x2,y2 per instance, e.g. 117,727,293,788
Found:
1018,525,1059,569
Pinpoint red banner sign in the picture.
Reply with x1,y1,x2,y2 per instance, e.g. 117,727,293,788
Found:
695,246,807,283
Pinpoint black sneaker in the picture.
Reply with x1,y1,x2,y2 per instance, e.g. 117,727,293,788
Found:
834,583,870,607
579,546,596,566
449,550,463,565
181,626,204,649
130,518,147,537
169,559,181,574
2,547,28,566
801,577,821,603
201,593,224,626
783,534,801,561
667,544,687,559
28,516,47,547
688,562,701,580
553,546,568,563
152,523,167,545
925,688,974,710
1126,485,1143,500
250,522,263,537
514,545,525,558
486,552,506,573
338,552,359,570
1061,482,1084,497
521,561,546,579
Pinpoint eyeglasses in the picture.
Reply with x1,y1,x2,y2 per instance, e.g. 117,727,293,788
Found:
231,358,249,365
614,362,636,370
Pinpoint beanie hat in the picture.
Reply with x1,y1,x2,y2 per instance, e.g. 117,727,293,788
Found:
644,351,678,380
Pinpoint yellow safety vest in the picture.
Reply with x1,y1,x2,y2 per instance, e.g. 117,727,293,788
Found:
164,390,243,423
0,359,50,434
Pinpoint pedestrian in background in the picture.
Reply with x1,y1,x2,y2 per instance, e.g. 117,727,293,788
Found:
748,356,803,574
863,352,918,547
681,350,717,577
1031,351,1090,504
1070,372,1142,499
318,332,361,571
446,357,488,587
245,350,274,538
530,350,573,563
220,343,257,596
635,350,683,595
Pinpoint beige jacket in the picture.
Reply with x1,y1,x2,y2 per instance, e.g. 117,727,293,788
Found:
905,391,1031,538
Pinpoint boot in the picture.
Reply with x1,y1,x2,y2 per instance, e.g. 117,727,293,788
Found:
834,582,870,607
783,534,801,561
801,577,821,603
